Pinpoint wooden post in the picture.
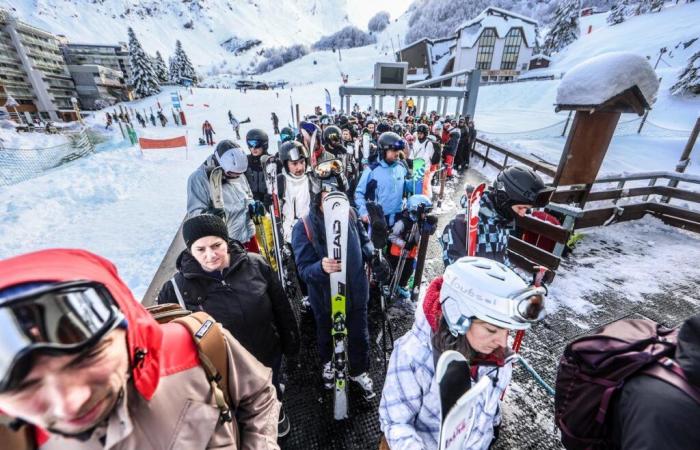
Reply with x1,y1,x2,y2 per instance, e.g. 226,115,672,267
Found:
663,116,700,203
561,111,572,137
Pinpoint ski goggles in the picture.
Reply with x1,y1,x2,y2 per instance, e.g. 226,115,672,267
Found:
247,139,263,149
325,132,341,144
0,281,124,392
280,132,293,142
314,159,344,179
382,139,405,152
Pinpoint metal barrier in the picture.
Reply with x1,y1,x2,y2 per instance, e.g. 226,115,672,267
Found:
0,128,99,187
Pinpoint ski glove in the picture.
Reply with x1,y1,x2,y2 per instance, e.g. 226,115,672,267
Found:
421,215,438,235
362,242,375,261
248,200,266,218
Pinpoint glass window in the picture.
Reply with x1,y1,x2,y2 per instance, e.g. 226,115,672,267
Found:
476,29,496,70
500,28,523,70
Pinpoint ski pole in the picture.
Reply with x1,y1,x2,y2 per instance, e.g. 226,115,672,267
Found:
515,354,555,396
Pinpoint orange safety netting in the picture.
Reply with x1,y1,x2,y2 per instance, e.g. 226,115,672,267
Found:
138,136,187,150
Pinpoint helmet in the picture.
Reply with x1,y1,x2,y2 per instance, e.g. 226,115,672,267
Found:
432,122,443,135
407,194,432,221
392,122,405,135
306,114,319,124
377,132,405,158
376,121,391,134
299,121,320,137
440,257,546,336
246,129,269,152
279,127,295,143
494,166,554,208
416,123,430,136
310,156,346,195
320,114,332,126
278,141,308,174
215,140,248,173
322,125,342,149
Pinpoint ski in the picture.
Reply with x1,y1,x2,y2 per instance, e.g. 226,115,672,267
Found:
362,132,370,163
410,214,438,302
323,191,350,420
465,183,486,257
437,350,490,450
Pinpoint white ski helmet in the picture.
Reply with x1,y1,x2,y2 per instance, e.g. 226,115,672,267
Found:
214,140,248,174
440,257,546,335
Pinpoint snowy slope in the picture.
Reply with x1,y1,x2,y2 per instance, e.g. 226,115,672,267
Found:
1,0,351,74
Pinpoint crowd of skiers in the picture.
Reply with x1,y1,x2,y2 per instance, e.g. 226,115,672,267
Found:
1,103,698,450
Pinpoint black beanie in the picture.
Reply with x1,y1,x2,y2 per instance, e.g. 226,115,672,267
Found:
183,214,229,249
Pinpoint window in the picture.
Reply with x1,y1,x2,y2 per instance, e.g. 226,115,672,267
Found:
476,29,496,70
500,29,523,70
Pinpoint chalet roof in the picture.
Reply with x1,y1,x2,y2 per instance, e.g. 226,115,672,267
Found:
456,7,538,48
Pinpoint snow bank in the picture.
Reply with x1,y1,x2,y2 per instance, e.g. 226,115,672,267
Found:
556,52,659,107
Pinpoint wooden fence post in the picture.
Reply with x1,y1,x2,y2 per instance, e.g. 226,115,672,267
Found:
663,116,700,203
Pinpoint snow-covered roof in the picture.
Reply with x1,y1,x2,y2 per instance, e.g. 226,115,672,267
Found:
428,37,455,77
530,53,551,61
456,7,538,48
556,52,659,108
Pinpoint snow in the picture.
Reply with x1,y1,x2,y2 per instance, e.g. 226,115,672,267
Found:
456,7,538,48
556,52,660,108
429,38,455,78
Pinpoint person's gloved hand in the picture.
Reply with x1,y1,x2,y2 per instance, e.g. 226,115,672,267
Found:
371,252,391,284
361,242,375,261
248,200,265,218
263,193,273,208
421,215,438,235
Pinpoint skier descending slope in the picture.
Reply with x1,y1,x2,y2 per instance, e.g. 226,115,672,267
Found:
291,159,376,406
379,256,547,449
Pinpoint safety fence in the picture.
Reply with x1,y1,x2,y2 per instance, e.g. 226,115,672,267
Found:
477,116,691,141
0,128,105,187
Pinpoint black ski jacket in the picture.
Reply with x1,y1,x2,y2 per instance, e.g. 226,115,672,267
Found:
245,154,270,205
611,314,700,450
157,241,300,368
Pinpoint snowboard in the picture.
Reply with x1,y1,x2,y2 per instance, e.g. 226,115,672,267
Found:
437,350,490,450
412,158,426,197
465,183,486,257
323,191,350,420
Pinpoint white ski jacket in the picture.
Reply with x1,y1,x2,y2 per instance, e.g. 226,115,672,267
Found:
280,172,311,242
379,308,512,450
411,137,434,163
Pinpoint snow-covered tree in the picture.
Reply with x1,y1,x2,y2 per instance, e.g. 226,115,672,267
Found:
168,56,178,82
543,0,580,56
671,50,700,96
171,40,198,85
368,11,391,33
153,51,170,83
127,27,160,98
255,45,308,73
607,0,629,25
313,26,376,51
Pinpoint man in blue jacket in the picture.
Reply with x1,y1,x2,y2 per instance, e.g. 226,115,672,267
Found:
354,132,413,227
292,169,376,400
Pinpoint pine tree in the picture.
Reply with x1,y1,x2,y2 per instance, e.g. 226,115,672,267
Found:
127,27,160,97
153,51,170,83
671,50,700,96
172,40,198,86
168,56,178,83
543,0,580,56
607,0,629,25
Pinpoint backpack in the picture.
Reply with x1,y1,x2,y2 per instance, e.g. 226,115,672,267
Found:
146,303,233,423
554,319,700,450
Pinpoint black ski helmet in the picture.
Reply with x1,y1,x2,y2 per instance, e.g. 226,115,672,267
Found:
493,166,554,215
377,132,405,160
278,140,308,172
416,123,430,136
392,122,405,135
376,121,391,134
246,129,269,152
279,127,294,143
322,125,342,150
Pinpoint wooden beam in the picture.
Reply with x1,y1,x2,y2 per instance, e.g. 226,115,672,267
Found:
507,236,562,271
516,214,570,244
586,185,700,203
506,250,557,284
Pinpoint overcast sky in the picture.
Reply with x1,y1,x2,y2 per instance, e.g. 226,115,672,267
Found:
346,0,413,29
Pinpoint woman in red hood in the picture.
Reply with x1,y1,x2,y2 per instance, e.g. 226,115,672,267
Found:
0,249,279,449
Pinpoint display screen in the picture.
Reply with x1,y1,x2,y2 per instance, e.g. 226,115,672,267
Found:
380,67,404,85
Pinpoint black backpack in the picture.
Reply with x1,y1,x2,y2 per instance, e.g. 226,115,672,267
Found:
554,319,700,450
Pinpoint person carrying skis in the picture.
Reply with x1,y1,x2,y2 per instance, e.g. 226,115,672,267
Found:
439,166,554,267
441,122,460,179
202,120,215,145
454,116,470,173
157,214,299,438
271,112,280,135
379,256,546,450
187,140,261,252
244,129,271,207
291,163,376,400
355,131,414,228
277,140,312,243
386,194,436,300
0,249,280,449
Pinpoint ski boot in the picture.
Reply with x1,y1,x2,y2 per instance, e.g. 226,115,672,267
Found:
395,286,411,300
350,372,376,400
322,361,334,389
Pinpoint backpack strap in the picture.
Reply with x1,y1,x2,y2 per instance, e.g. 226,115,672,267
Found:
208,167,225,211
173,312,233,423
170,277,186,309
642,357,700,405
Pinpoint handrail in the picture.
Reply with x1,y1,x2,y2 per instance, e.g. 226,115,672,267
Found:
473,137,557,177
592,171,700,185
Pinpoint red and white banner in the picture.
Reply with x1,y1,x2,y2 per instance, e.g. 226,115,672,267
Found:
138,136,187,150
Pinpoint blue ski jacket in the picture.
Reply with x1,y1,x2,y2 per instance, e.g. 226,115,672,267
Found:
354,159,413,225
291,205,372,315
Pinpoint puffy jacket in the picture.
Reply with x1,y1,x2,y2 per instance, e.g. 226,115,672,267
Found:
187,155,255,243
379,277,512,450
157,241,300,368
291,205,372,315
245,154,269,204
0,249,279,450
354,159,413,225
277,172,311,243
442,128,460,156
410,138,434,163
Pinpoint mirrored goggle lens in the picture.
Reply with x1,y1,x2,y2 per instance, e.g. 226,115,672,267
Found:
280,133,292,141
247,140,262,148
0,281,120,390
386,140,405,151
327,133,340,143
314,159,343,179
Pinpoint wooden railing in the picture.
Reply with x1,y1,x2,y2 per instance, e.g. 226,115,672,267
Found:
471,137,557,177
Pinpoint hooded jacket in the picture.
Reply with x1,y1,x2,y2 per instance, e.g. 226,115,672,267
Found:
354,159,413,225
378,277,512,450
157,241,300,368
187,155,255,243
0,249,279,450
